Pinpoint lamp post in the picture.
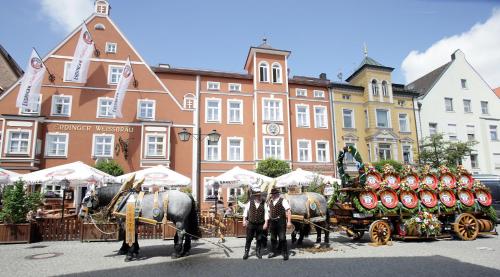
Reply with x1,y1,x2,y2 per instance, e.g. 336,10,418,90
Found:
59,179,70,223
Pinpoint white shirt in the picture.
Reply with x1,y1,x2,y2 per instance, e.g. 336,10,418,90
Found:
243,200,269,221
270,197,291,211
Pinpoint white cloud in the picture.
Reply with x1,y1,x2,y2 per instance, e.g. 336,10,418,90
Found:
402,9,500,88
40,0,94,33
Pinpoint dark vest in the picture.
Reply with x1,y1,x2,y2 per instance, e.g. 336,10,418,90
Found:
248,200,265,224
269,198,285,219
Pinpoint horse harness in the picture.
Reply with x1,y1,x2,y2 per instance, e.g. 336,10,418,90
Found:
112,190,170,225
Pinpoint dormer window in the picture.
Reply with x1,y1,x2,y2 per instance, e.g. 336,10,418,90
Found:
95,0,110,15
272,63,282,83
371,80,379,96
259,62,269,82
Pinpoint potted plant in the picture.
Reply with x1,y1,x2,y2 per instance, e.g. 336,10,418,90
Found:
0,180,42,243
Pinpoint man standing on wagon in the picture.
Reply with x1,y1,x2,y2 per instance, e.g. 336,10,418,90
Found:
267,187,292,260
242,186,268,259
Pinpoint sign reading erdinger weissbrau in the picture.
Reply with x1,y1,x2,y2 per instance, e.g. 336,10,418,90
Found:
54,123,134,133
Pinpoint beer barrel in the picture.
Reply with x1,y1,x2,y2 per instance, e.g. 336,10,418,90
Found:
475,189,493,207
419,189,438,208
384,174,400,190
402,174,420,190
422,174,438,190
440,173,456,189
380,189,399,209
438,190,456,208
478,219,494,232
359,190,378,210
400,190,418,209
365,172,382,190
457,189,475,207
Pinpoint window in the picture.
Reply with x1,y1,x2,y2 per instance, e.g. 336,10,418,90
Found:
146,134,165,157
376,109,390,128
490,125,498,141
378,143,392,161
399,114,409,132
63,61,73,82
228,138,243,161
343,109,354,128
466,125,475,141
206,99,221,122
183,93,195,109
296,105,310,127
92,134,113,157
461,79,468,89
381,81,388,97
207,82,220,91
314,90,325,98
137,100,155,120
264,137,283,159
105,42,117,53
470,154,478,168
296,89,307,97
448,124,457,140
204,178,219,200
402,145,412,163
20,94,41,115
364,110,369,128
397,100,405,106
494,154,500,169
271,63,282,83
205,139,220,161
297,140,311,162
314,106,327,128
371,80,379,96
44,183,63,198
97,98,114,118
228,100,242,123
6,130,30,154
108,65,123,84
51,95,72,116
444,98,454,112
481,101,489,114
228,187,244,201
228,83,241,92
429,123,437,135
463,99,471,113
259,62,269,82
263,99,282,121
45,133,68,157
342,94,351,100
316,141,329,162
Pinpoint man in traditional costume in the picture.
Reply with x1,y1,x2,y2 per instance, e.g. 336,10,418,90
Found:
242,186,268,259
267,187,292,260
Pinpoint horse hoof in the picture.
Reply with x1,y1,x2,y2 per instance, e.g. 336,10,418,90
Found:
125,256,132,262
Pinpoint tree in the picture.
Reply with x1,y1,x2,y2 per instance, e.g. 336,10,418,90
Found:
0,180,42,224
94,159,124,176
419,133,477,168
256,158,290,178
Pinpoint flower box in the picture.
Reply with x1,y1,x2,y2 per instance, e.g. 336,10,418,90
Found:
0,223,32,244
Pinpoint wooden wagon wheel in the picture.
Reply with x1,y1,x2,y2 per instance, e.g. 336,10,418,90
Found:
453,213,479,241
369,220,391,244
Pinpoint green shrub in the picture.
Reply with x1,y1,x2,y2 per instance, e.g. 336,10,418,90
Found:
372,159,403,174
256,158,291,178
0,180,42,224
94,159,124,176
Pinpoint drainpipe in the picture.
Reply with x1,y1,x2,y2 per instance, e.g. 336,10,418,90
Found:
329,86,338,177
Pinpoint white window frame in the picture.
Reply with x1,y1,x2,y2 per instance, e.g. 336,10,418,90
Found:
105,42,117,53
402,145,413,164
203,177,219,200
183,93,195,110
378,143,392,161
481,101,489,115
227,187,245,202
108,65,124,85
429,123,438,135
96,97,115,118
316,140,330,163
204,137,221,161
227,137,244,161
262,98,283,122
398,113,409,132
493,153,500,169
228,83,241,92
205,98,222,123
137,99,156,120
444,97,454,112
145,133,166,157
44,132,69,157
461,79,468,89
490,125,498,141
259,61,269,83
50,95,72,117
19,94,42,115
314,105,328,129
227,99,243,124
295,104,310,128
271,63,282,84
297,139,312,162
342,108,354,129
448,124,458,140
92,134,114,158
313,90,325,98
381,81,389,97
296,88,307,97
63,61,73,82
5,129,31,155
263,136,284,160
463,99,472,113
371,79,379,96
207,81,220,91
375,109,391,128
364,109,369,128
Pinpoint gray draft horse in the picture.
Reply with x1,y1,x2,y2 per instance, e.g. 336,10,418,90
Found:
79,183,201,261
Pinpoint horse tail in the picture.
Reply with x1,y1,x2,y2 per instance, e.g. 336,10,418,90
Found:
186,194,201,240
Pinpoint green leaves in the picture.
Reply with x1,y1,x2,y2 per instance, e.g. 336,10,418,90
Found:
0,180,42,224
256,158,291,178
420,133,477,169
94,159,124,177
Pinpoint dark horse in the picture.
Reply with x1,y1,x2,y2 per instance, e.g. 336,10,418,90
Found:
79,182,201,261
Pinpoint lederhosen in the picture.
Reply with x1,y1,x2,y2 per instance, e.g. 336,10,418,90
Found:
245,200,265,247
268,198,287,250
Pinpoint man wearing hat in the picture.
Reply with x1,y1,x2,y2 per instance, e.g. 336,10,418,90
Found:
267,187,292,260
242,186,268,259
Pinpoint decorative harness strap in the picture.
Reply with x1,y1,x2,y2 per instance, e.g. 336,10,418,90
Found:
135,191,145,217
162,192,169,224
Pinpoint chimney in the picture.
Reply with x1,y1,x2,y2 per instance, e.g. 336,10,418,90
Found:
319,73,327,80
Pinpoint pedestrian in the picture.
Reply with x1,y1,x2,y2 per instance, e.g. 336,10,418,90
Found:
267,187,292,260
242,187,268,259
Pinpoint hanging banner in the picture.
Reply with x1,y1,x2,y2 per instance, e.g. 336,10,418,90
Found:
16,49,46,109
67,24,94,83
111,58,133,118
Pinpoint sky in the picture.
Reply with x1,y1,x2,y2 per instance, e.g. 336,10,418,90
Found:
1,0,500,88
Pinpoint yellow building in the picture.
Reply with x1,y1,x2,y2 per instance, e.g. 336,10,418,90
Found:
330,54,420,164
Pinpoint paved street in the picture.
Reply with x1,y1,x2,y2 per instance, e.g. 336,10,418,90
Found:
1,232,499,277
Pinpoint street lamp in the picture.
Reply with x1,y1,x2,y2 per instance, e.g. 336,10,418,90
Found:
59,179,70,223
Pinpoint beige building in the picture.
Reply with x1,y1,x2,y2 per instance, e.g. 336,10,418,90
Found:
0,45,23,94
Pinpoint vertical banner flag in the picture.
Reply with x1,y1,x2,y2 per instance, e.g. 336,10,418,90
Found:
111,58,133,118
16,49,46,109
67,24,94,83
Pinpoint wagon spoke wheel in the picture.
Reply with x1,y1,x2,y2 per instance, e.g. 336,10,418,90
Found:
454,213,479,241
369,220,391,245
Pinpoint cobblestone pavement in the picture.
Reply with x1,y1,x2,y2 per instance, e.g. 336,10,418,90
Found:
1,233,499,277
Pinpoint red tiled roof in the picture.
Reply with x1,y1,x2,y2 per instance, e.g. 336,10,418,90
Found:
494,87,500,98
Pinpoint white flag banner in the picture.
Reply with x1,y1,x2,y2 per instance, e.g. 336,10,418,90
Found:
111,58,133,118
67,24,94,83
16,49,46,109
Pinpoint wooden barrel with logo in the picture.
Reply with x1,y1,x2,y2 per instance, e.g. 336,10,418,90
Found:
457,189,475,207
419,189,438,208
475,189,493,207
380,189,399,209
478,219,494,232
358,190,378,210
400,190,418,209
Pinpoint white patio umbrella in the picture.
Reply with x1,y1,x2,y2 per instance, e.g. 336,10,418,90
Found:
21,161,115,185
208,166,272,188
275,168,331,188
0,168,21,185
117,165,190,190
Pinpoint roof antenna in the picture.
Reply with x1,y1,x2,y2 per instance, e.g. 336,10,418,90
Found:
363,42,368,57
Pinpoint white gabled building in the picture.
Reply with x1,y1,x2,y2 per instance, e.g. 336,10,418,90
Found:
408,50,500,175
